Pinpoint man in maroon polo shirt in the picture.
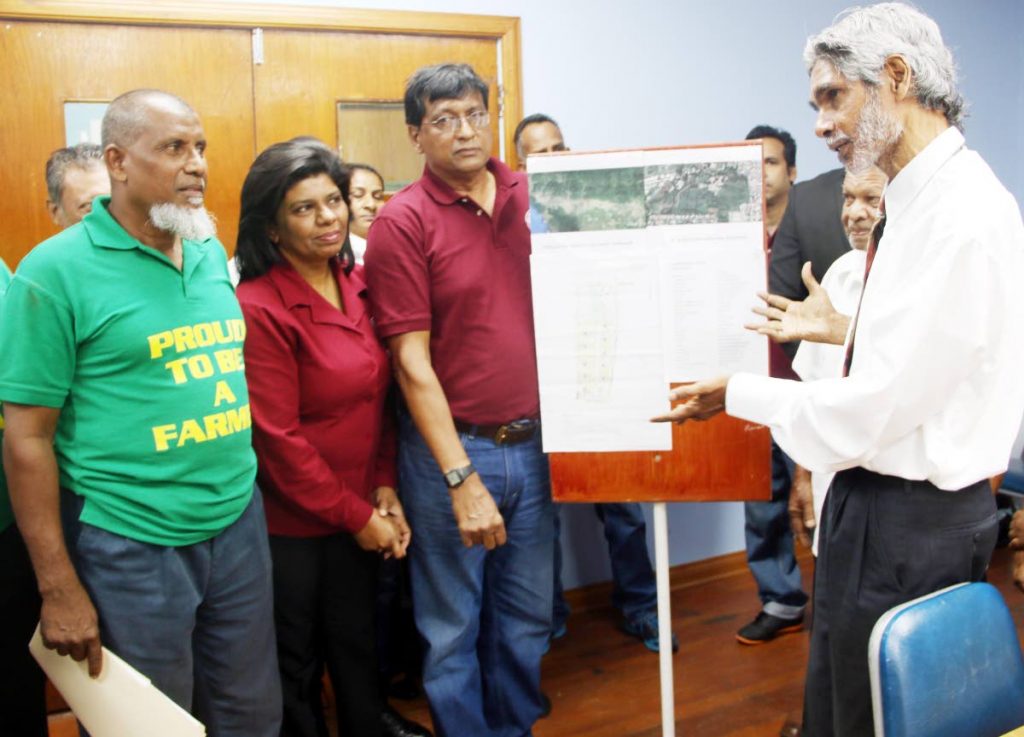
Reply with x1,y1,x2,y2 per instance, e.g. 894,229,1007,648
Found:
365,63,553,737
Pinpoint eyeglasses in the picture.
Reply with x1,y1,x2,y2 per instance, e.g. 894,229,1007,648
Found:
427,110,490,134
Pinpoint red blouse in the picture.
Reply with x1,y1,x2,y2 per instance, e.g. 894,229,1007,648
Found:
237,259,395,537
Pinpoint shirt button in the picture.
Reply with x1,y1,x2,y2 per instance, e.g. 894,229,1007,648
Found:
476,209,482,216
461,198,468,203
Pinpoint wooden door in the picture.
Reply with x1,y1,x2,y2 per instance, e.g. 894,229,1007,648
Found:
0,20,256,266
253,29,501,182
0,2,522,269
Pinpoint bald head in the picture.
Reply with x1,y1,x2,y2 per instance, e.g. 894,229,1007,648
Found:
101,89,196,149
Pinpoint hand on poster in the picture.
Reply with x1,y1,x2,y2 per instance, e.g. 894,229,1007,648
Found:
745,262,850,346
650,376,730,424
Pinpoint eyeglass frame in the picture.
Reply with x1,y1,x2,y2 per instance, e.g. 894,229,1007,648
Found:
424,109,491,135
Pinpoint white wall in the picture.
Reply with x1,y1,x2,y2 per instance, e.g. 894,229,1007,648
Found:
230,0,1024,589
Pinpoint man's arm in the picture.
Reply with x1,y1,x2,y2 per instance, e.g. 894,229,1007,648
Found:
387,331,507,550
3,403,103,676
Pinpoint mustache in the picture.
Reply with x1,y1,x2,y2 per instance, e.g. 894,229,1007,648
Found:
825,133,851,151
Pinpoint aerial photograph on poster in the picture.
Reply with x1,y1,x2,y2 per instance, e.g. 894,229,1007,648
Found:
528,166,646,233
644,160,762,225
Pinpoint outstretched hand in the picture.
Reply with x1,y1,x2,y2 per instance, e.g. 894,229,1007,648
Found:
745,262,850,346
650,376,729,424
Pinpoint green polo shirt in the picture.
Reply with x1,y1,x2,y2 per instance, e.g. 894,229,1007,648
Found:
0,258,12,533
0,199,255,546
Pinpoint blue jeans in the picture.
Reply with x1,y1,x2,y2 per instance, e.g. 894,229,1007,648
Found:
61,488,282,737
743,441,808,618
399,414,554,737
552,503,657,629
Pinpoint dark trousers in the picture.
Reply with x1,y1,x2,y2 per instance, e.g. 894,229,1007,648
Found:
271,533,382,737
0,524,47,737
802,467,997,737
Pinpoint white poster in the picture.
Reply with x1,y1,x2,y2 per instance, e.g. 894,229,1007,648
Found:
528,143,768,453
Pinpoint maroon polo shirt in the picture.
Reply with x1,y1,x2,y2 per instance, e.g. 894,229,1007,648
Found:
365,158,540,425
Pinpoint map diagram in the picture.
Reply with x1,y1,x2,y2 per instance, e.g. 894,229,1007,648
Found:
644,161,762,225
575,281,617,402
528,167,645,233
530,160,762,233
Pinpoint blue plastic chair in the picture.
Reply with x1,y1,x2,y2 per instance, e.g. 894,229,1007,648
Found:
868,582,1024,737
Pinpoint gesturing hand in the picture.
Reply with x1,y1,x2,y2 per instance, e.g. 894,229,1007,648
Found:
745,262,850,346
651,376,729,425
450,475,506,550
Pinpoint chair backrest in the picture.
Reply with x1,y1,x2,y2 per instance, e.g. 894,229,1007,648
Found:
869,582,1024,737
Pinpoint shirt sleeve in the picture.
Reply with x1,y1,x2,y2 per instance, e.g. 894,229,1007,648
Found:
241,300,373,534
0,272,76,408
728,228,994,475
364,213,432,338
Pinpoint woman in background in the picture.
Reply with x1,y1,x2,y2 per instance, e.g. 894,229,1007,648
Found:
235,138,409,737
346,163,385,264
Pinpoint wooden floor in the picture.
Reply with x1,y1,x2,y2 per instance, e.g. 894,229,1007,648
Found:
48,546,1024,737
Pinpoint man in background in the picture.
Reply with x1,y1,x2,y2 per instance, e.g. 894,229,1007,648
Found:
735,125,809,646
516,112,676,652
45,142,110,228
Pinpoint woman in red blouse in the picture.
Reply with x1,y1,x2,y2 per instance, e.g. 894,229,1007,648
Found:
235,138,410,737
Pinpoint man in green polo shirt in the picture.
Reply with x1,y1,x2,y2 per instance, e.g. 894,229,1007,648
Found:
0,90,281,736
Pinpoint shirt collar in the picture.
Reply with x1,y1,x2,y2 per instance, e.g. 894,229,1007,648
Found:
884,126,964,223
82,195,217,253
420,157,519,205
268,257,366,310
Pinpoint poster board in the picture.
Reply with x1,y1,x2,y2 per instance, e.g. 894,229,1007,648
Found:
528,142,773,502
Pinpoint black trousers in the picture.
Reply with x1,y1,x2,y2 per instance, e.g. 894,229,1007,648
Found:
0,524,48,737
802,467,997,737
271,533,382,737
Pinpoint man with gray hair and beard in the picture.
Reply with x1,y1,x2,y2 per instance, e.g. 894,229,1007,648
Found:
0,89,281,736
653,4,1024,735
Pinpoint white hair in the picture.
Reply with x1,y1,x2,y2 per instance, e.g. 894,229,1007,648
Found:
148,203,217,242
804,2,964,128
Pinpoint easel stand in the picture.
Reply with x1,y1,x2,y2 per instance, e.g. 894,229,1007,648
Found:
653,502,676,736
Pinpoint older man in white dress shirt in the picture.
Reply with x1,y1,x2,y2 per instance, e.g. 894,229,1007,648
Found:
654,4,1024,736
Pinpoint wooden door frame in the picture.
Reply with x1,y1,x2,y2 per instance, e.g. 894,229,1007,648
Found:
0,0,524,167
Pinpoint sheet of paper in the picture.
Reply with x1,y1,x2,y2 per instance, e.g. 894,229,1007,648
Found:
29,625,206,737
531,251,672,453
526,142,768,452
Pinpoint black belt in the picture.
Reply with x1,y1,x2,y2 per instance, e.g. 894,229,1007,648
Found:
453,418,539,445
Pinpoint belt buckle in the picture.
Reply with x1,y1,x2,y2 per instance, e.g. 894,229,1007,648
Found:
495,425,510,444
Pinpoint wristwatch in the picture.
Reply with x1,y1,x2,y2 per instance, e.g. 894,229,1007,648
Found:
444,463,477,489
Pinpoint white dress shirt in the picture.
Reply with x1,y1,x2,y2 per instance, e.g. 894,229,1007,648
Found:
791,248,864,553
729,127,1024,490
350,233,368,265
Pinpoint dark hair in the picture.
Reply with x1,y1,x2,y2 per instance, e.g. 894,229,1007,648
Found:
45,143,104,203
745,125,797,168
235,137,352,282
513,113,560,153
344,162,384,192
404,63,489,126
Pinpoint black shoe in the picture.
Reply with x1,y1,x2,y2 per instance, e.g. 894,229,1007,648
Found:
736,611,804,645
381,703,433,737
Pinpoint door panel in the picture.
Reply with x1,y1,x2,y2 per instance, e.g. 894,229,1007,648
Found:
253,29,499,167
0,21,255,266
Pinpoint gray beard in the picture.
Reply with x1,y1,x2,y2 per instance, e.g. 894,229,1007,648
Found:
148,203,217,241
849,89,903,175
